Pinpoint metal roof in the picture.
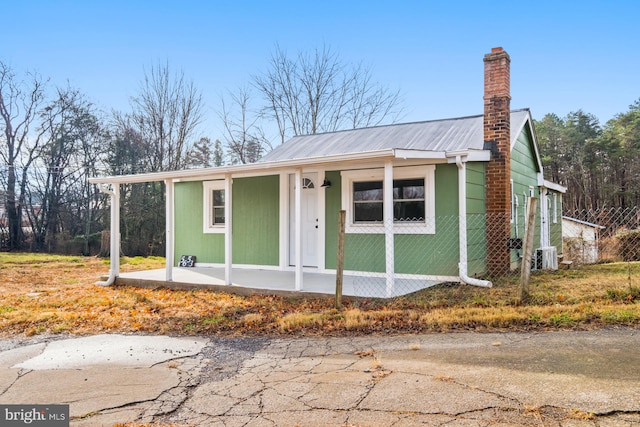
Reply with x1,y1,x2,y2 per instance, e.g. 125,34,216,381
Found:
89,109,533,185
261,109,531,163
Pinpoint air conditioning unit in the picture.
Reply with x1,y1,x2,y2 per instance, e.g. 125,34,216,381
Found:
534,247,558,270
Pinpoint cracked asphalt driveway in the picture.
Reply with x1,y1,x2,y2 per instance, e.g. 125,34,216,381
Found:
1,329,639,426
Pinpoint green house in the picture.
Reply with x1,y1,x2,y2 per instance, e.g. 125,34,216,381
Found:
90,47,565,297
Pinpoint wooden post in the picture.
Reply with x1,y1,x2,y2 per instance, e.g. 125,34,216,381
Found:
519,197,538,303
335,210,346,309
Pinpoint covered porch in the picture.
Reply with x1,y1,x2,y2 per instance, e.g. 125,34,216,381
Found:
89,146,492,297
113,267,441,299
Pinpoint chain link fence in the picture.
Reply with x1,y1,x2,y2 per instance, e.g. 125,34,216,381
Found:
341,207,640,298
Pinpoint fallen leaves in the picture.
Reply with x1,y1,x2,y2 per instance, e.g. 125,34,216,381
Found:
0,254,639,338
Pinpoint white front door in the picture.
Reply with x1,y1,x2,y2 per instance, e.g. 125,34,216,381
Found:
289,173,318,267
541,194,551,247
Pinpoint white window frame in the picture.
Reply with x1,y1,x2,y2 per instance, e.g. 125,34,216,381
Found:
552,193,558,223
341,165,436,234
510,179,515,224
514,194,520,236
203,180,226,234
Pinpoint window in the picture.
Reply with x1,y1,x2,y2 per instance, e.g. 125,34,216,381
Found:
351,179,425,223
341,166,435,234
302,177,315,189
394,179,425,222
353,181,383,222
552,193,558,223
203,181,226,233
212,189,225,225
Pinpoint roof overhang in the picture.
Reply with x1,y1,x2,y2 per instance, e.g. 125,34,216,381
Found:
538,176,567,193
562,216,605,229
89,148,493,185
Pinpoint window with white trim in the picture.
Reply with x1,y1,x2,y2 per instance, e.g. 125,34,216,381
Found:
341,166,435,234
203,180,225,233
552,193,558,223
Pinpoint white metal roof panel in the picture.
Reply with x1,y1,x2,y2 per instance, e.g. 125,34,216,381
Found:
261,109,531,163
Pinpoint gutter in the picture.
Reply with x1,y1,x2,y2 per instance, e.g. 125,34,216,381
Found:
453,154,493,288
88,148,494,186
96,184,119,286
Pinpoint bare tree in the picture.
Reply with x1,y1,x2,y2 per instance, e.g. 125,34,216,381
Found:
28,86,105,252
130,62,204,172
102,63,205,256
253,45,404,145
0,62,48,249
218,86,271,164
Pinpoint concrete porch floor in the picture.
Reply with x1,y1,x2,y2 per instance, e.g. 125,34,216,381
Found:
115,267,441,299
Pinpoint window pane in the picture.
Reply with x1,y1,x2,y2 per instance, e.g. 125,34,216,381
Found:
213,207,225,225
211,189,225,226
354,181,383,201
354,202,383,222
393,179,424,199
213,189,225,205
394,201,425,222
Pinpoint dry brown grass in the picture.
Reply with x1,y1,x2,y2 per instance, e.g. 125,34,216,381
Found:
0,253,639,338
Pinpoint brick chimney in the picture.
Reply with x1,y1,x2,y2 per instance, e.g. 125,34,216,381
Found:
484,47,511,276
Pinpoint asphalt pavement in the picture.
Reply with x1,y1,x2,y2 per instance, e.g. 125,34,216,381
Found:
1,329,639,426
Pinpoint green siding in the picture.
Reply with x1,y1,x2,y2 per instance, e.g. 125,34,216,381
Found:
407,164,461,275
345,234,386,272
327,164,468,276
174,181,224,265
324,171,342,270
466,162,487,276
398,164,459,275
510,127,542,268
174,176,280,267
232,176,280,266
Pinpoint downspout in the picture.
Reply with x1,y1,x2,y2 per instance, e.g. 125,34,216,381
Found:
96,184,119,286
455,155,493,288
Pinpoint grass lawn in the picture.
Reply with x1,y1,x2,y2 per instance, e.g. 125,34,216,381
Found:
0,253,638,337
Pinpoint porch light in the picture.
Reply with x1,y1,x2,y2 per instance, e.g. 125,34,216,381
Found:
321,178,332,188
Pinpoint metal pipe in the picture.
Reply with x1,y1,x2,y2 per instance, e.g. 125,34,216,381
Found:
96,184,119,286
455,155,493,288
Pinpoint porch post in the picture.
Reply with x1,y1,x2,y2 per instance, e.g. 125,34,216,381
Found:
383,161,395,297
225,174,233,285
165,179,174,282
295,168,303,290
112,184,120,277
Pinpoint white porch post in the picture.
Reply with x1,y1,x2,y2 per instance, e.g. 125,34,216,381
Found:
225,174,233,285
111,184,120,278
165,179,174,282
294,168,303,291
384,161,395,297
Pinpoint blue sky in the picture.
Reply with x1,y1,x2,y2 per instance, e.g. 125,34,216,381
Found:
2,0,639,143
